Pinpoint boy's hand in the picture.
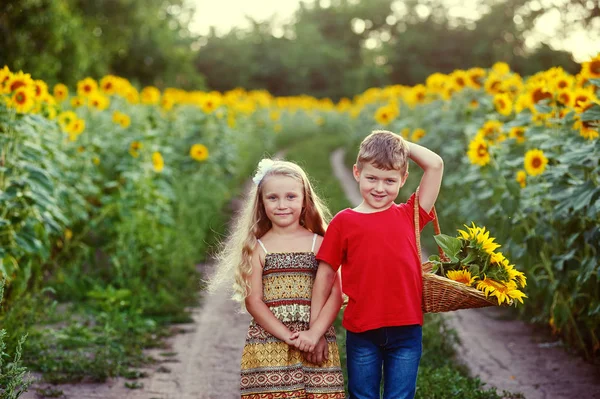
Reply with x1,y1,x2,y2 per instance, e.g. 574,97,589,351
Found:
304,336,329,364
292,330,320,353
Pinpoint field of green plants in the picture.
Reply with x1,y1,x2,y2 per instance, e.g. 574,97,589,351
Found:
0,54,598,396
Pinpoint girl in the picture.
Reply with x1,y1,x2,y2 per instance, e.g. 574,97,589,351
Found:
212,159,345,399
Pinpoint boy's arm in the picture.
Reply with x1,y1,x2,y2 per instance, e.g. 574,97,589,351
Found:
294,261,338,353
407,141,444,213
309,261,338,327
309,270,342,336
245,248,299,346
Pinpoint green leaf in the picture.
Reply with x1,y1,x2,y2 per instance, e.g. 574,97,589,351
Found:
433,234,462,262
581,104,600,122
468,264,480,277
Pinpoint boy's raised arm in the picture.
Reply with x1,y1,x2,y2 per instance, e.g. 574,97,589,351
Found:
407,141,444,213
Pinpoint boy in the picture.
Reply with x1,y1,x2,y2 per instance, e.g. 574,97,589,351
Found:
294,130,443,398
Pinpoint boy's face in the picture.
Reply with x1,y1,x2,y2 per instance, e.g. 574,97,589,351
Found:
353,162,407,211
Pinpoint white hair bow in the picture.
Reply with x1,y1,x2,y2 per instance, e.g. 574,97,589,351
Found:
252,159,275,185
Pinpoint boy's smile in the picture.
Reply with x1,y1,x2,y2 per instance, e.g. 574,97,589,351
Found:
353,162,407,212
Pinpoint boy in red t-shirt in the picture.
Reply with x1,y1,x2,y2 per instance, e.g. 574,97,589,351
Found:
293,130,444,399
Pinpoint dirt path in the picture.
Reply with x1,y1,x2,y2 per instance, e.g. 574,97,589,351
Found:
23,263,250,399
331,147,600,399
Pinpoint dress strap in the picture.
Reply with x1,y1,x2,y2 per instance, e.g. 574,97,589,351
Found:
256,239,268,254
311,233,318,253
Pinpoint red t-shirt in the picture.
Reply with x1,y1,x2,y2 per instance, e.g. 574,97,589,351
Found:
317,193,435,333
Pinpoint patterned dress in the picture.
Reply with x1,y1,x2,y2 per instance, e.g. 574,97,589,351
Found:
240,236,346,399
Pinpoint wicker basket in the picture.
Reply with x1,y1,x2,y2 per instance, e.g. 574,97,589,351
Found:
414,190,500,313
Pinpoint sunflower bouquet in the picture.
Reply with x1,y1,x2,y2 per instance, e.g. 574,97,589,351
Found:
427,223,527,306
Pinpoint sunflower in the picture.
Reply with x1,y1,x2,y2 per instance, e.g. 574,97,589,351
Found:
0,66,11,93
484,74,503,95
201,94,221,114
9,86,35,113
446,270,477,285
467,136,490,166
573,118,599,140
77,77,98,97
88,92,109,111
450,70,469,89
374,103,399,125
270,110,281,121
125,87,140,104
190,144,209,162
478,120,503,142
411,128,426,142
67,118,85,136
33,80,48,100
492,62,511,76
5,71,34,93
141,86,161,105
129,141,143,158
509,126,526,144
515,170,527,188
514,94,532,113
466,67,486,89
580,53,600,79
457,223,501,255
556,90,574,108
52,83,68,102
152,152,164,172
408,84,428,106
476,279,526,305
100,75,120,95
493,93,513,116
524,149,548,176
161,96,175,111
112,111,131,128
57,111,77,131
529,84,553,104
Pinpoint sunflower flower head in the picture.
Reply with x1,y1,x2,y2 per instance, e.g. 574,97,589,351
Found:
446,270,477,286
524,149,549,176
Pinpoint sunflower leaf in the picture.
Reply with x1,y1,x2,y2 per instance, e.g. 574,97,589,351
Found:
581,104,600,122
468,264,481,278
462,250,479,265
433,234,462,262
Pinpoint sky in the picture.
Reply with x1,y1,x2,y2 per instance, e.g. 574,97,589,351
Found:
188,0,600,63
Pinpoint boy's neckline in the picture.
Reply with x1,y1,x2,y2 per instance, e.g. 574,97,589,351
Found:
347,203,396,214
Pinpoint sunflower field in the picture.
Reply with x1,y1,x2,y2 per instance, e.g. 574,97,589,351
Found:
0,53,598,387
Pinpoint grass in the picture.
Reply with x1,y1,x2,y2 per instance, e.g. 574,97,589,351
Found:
282,130,522,399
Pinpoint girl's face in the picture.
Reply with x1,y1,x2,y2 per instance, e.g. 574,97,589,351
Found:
261,175,305,229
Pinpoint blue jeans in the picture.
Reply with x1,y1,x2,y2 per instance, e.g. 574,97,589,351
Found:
346,325,422,399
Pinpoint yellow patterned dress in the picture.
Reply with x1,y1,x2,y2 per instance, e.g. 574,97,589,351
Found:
240,236,345,399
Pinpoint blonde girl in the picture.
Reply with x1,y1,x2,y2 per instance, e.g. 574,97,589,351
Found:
211,159,345,399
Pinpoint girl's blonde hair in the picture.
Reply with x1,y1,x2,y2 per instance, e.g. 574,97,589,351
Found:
209,159,330,308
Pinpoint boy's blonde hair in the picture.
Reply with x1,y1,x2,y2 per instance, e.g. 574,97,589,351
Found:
356,130,409,174
209,159,330,310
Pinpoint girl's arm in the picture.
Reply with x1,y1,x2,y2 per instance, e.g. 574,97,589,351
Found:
407,141,444,213
245,247,298,345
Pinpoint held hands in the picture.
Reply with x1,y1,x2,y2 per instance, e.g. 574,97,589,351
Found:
288,329,320,353
304,336,329,365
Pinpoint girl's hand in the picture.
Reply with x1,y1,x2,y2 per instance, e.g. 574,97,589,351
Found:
293,330,320,353
304,336,329,364
285,331,300,346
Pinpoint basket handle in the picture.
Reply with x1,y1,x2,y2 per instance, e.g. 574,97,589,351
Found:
414,187,447,264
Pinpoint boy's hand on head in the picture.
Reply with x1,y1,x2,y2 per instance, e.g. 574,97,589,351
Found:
294,330,320,353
